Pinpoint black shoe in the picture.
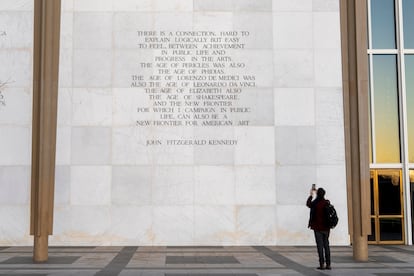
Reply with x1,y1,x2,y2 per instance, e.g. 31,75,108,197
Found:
317,266,325,270
326,265,331,270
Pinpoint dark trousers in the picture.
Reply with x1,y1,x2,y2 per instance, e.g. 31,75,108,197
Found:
314,230,331,266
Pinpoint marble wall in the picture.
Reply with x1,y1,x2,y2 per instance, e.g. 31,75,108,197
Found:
0,0,33,245
0,0,348,246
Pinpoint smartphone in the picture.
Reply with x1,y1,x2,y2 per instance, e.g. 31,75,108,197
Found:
311,184,317,198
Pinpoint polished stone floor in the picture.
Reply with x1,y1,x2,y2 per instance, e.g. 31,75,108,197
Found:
1,245,414,275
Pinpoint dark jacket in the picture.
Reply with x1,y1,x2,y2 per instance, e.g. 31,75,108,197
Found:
307,196,330,231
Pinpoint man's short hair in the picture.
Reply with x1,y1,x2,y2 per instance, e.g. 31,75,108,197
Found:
317,188,326,198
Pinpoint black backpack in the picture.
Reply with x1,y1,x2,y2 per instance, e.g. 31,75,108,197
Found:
325,203,339,228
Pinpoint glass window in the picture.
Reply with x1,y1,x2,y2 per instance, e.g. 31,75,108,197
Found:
406,55,414,163
377,171,401,215
379,218,403,241
372,55,400,163
370,171,375,215
369,57,373,163
371,0,396,49
369,170,404,243
403,0,414,49
410,170,414,242
368,218,376,241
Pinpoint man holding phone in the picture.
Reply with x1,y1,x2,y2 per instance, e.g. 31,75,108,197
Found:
306,186,332,270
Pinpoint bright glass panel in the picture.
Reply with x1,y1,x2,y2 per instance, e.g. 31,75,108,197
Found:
373,55,400,163
403,0,414,48
406,55,414,162
371,0,396,49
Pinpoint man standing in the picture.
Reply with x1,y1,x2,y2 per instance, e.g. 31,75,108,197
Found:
306,187,331,270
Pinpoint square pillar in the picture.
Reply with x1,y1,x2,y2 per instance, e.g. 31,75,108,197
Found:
340,0,371,261
30,0,61,262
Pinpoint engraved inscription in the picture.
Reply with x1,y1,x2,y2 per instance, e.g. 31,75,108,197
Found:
130,30,256,129
1,30,9,108
0,79,11,108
